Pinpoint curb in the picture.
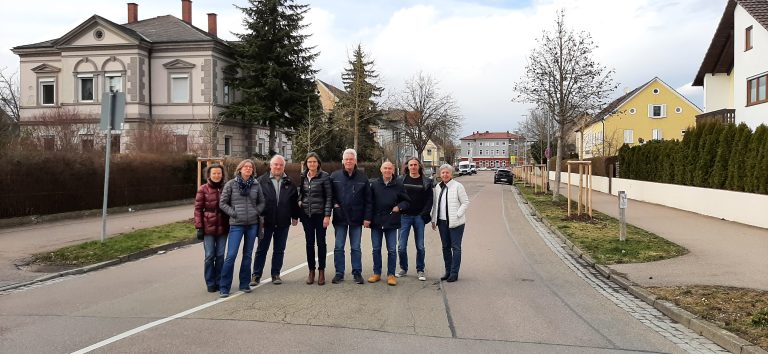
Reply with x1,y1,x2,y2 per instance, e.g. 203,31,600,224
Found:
0,238,200,293
0,199,194,229
513,185,767,354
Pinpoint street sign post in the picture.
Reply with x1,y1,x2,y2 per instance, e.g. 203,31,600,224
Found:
99,92,125,242
618,191,627,241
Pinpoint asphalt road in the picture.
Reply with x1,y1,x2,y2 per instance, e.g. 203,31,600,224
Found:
0,173,695,353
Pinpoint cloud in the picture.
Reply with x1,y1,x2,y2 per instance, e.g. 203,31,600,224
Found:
1,0,726,138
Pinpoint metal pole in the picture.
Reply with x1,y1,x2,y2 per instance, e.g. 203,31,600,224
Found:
307,96,311,153
618,191,627,241
101,92,115,242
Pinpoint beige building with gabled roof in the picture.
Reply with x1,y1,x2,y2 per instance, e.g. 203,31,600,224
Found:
12,0,294,159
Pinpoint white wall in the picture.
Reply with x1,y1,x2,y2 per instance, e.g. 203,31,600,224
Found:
703,73,733,111
550,171,611,194
734,5,768,129
550,172,768,229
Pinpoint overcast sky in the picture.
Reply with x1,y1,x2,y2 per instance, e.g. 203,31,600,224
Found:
0,0,727,138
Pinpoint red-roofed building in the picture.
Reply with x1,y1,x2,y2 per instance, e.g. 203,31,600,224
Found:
459,131,523,168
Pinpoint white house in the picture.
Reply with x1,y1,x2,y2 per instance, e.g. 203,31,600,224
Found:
693,0,768,129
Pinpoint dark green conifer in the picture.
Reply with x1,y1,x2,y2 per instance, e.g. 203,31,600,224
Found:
223,0,319,155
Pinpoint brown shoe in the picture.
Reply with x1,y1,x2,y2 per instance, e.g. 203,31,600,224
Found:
306,270,315,285
318,271,325,286
387,274,397,286
368,274,381,283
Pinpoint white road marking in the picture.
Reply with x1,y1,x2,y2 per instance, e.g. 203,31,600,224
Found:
71,252,333,354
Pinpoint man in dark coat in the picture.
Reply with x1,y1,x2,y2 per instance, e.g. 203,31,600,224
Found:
368,161,410,286
251,155,301,285
329,149,373,284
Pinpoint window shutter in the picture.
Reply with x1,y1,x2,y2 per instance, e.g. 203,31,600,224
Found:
661,104,667,117
648,104,653,118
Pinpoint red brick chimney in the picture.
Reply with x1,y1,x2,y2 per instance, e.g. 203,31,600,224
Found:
207,13,217,37
127,3,138,23
181,0,192,24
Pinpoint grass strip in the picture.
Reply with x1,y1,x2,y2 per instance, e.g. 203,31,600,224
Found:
516,184,687,264
33,221,195,267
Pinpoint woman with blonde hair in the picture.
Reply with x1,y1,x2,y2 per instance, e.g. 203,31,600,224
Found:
218,159,265,297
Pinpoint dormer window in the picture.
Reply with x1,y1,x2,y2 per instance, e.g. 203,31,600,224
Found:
746,26,753,51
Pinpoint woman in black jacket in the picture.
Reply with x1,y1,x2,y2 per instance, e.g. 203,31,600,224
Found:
299,152,333,285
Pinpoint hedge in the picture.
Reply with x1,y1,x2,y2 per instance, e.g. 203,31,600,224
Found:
618,122,768,194
0,151,388,219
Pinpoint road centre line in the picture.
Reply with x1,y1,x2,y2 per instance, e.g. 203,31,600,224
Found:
71,252,333,354
74,178,483,353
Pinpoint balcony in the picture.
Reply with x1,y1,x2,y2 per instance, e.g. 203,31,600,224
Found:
696,108,735,125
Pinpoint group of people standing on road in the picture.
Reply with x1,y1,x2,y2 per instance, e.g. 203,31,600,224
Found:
194,149,470,298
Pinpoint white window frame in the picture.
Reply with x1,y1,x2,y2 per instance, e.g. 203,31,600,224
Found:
105,73,123,93
78,74,95,102
652,128,663,140
624,129,634,144
39,78,56,106
648,104,667,118
170,73,190,103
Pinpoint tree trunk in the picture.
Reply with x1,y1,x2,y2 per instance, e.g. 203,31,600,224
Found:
268,123,276,156
353,100,360,152
553,125,565,201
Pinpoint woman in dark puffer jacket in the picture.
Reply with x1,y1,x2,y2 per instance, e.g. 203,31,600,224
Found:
299,152,333,285
194,164,229,293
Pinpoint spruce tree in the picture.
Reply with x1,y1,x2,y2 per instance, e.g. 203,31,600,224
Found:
337,44,383,156
224,0,319,156
709,123,736,189
726,123,752,191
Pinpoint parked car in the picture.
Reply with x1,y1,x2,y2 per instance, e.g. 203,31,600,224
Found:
494,168,513,185
458,161,470,175
469,163,477,174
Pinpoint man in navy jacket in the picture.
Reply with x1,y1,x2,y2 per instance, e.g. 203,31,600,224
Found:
330,149,373,284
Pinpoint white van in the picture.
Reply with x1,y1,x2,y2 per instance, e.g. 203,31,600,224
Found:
469,162,477,175
458,161,470,175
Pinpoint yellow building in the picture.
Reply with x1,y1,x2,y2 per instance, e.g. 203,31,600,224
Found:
576,77,702,158
421,139,444,170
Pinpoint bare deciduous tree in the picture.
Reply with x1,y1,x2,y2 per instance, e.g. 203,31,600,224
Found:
396,72,462,159
199,98,225,157
27,108,98,151
513,10,617,200
0,68,20,147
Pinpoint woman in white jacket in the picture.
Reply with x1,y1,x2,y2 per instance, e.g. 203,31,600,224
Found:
430,164,470,282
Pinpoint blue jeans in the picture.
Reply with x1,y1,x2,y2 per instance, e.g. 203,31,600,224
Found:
252,225,290,277
371,228,397,276
203,235,227,289
334,224,362,276
302,214,328,270
398,214,426,273
437,220,464,276
220,224,259,293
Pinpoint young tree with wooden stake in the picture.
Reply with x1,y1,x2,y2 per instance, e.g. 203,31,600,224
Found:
513,10,617,201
